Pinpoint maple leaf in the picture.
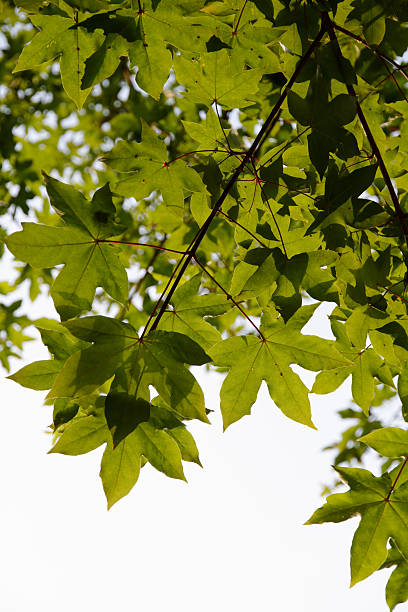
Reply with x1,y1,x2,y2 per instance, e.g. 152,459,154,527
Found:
6,176,128,320
210,305,352,429
103,119,205,215
306,465,408,586
174,48,262,108
14,14,104,108
312,308,395,414
46,315,210,425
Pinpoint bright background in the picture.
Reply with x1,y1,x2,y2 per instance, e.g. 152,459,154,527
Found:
0,278,395,611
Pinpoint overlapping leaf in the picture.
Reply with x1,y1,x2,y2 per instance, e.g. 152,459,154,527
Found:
103,119,205,214
46,315,210,425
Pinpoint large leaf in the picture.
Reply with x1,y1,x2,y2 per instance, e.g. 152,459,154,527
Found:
210,306,351,429
6,178,128,319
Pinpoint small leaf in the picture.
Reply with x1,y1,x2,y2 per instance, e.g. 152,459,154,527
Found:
100,432,142,509
359,427,408,458
363,6,386,46
49,412,109,455
8,359,63,390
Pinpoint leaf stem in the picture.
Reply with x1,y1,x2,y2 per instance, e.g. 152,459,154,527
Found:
168,149,229,164
193,256,265,339
96,239,185,255
232,0,249,36
386,456,408,501
217,210,269,248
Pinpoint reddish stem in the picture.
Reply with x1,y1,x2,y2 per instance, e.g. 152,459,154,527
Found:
217,210,269,249
97,239,185,255
232,0,249,36
193,256,265,339
386,457,408,501
168,149,228,164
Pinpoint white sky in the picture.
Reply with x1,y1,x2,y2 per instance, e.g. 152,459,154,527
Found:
0,295,395,611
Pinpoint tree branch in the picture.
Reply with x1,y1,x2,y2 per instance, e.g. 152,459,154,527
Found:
324,14,408,253
147,21,328,334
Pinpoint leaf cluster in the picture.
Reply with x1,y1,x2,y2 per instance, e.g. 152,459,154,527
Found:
3,0,408,608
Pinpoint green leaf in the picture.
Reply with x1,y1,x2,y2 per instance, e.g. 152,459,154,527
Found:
363,5,386,46
105,392,151,447
383,544,408,611
183,107,231,151
82,34,128,90
49,410,109,455
158,275,232,349
99,431,142,509
148,330,211,365
174,49,261,108
168,426,202,466
312,367,352,394
359,427,408,458
6,177,128,319
210,308,351,430
103,119,204,213
307,466,408,586
14,16,104,107
63,0,110,12
47,317,138,399
128,37,172,100
287,91,312,126
8,359,63,390
100,421,185,508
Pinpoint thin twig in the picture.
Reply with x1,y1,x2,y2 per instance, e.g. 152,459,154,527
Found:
324,14,408,255
250,160,288,259
193,256,265,339
217,209,269,249
386,457,408,501
232,0,249,36
257,127,311,172
377,283,408,305
97,239,185,254
333,22,408,82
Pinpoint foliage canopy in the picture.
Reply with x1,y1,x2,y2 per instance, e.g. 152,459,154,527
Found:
3,0,408,607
